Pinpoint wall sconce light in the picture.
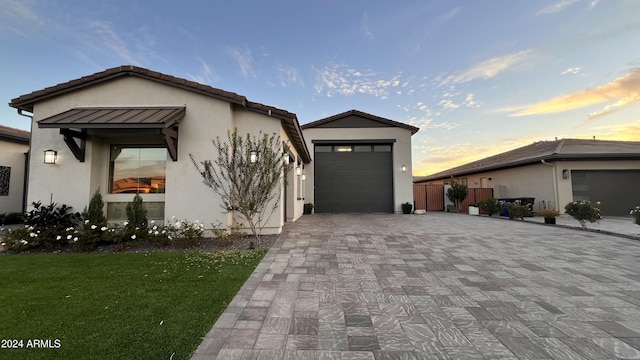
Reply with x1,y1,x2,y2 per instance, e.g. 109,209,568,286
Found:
44,149,57,164
250,151,258,163
283,154,290,165
302,173,306,181
401,165,407,172
296,166,302,176
562,169,569,179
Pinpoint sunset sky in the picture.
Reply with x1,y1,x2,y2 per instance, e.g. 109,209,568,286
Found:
1,0,639,175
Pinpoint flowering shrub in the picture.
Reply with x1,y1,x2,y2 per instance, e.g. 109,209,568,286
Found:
504,202,530,220
631,206,640,226
163,217,206,248
564,200,601,230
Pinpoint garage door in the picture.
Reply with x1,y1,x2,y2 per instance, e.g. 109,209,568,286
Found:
571,170,640,216
314,144,393,213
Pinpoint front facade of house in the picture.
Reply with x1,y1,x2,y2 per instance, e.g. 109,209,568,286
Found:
0,125,30,214
415,139,640,216
10,66,311,234
9,66,418,232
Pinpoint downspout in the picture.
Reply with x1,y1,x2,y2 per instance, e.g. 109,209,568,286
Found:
17,109,33,213
540,160,559,211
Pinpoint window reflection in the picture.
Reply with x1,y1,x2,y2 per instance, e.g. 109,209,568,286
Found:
109,146,166,194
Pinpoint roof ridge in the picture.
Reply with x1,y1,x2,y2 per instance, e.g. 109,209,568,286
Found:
553,138,565,154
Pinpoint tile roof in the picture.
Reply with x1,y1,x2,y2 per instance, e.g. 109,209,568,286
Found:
0,124,30,143
302,109,420,134
8,65,310,162
415,138,640,182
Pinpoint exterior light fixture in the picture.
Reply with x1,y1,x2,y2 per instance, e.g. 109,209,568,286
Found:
401,165,407,172
296,166,302,176
250,151,258,163
302,171,306,181
44,149,57,164
283,154,290,165
562,169,570,179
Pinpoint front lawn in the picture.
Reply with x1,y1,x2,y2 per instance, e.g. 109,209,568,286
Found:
0,250,266,359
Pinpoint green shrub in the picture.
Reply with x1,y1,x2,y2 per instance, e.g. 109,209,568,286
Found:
304,203,314,214
83,189,106,226
504,202,530,220
4,212,24,224
125,194,148,243
539,209,560,218
476,197,501,216
164,218,205,248
25,201,81,231
564,200,601,230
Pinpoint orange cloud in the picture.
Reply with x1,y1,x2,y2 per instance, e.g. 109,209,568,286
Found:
509,68,640,119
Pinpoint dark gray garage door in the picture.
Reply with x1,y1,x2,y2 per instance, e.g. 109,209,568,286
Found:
571,170,640,216
314,144,393,213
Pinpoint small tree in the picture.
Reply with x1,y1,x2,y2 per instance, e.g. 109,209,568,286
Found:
446,180,468,210
191,129,291,248
126,194,148,231
83,189,106,226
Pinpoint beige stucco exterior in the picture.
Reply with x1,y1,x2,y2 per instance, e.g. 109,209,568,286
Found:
0,138,29,213
301,126,414,213
420,159,640,213
26,76,304,234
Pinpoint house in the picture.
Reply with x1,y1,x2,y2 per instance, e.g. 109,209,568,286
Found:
0,125,30,214
302,110,418,213
8,65,417,233
414,139,640,216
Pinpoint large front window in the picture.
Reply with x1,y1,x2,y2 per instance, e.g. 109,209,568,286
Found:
109,146,166,194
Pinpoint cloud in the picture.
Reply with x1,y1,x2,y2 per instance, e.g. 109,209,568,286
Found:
1,0,44,26
89,20,141,66
439,99,459,110
584,121,640,141
508,68,640,120
440,6,461,24
314,63,401,99
464,93,482,108
278,64,304,87
440,50,531,85
361,11,373,40
561,67,582,75
227,46,255,78
187,57,219,85
537,0,580,15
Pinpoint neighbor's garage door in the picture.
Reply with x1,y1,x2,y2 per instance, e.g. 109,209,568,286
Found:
571,170,640,216
314,144,393,213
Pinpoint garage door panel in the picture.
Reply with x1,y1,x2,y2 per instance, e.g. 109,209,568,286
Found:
315,150,393,213
571,170,640,216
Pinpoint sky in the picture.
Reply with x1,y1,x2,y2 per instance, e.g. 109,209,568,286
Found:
1,0,639,176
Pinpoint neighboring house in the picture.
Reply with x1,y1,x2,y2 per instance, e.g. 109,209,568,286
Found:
0,125,29,214
414,138,640,216
302,110,418,213
8,65,418,233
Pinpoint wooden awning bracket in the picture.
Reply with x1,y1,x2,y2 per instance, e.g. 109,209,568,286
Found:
60,128,86,162
161,126,179,161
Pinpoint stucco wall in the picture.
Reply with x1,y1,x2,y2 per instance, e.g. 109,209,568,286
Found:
419,159,640,213
301,126,414,213
0,139,29,213
27,76,295,234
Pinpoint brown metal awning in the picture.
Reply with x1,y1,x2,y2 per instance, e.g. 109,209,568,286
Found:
37,106,185,162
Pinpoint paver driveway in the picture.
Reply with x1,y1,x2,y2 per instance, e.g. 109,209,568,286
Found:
192,213,640,360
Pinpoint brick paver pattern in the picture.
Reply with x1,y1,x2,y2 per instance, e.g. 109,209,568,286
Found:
192,213,640,359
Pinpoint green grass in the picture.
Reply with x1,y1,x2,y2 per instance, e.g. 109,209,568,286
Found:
0,250,266,360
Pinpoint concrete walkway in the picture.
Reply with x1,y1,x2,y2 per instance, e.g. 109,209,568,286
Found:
192,213,640,360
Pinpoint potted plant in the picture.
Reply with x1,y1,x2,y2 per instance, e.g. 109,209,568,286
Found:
539,209,560,225
303,203,314,214
446,180,468,212
401,202,413,214
630,205,640,225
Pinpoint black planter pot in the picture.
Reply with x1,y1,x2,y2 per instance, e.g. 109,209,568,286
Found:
401,204,413,214
544,217,556,225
